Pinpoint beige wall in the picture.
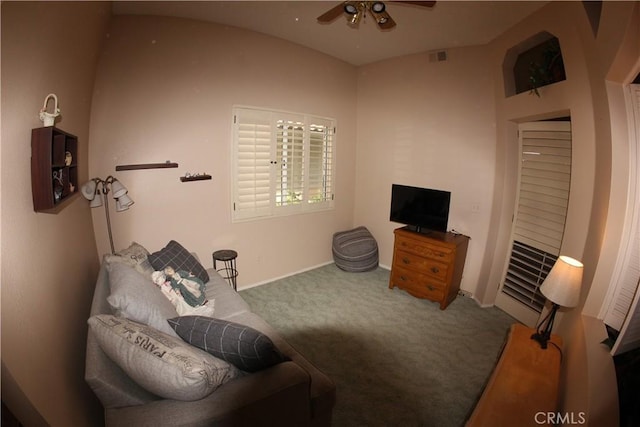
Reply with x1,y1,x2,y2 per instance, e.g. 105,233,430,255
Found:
355,1,638,424
354,46,496,295
1,2,110,426
1,1,637,425
88,15,358,287
483,1,638,424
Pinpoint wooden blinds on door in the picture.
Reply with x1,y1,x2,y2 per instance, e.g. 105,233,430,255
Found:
502,122,572,313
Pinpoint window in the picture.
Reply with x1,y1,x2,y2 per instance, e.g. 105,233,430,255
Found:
232,106,335,221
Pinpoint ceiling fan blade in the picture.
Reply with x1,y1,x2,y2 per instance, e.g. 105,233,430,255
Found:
317,3,346,23
377,11,396,30
394,1,436,8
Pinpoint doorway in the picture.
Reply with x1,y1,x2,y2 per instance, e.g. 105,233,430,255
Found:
495,120,572,325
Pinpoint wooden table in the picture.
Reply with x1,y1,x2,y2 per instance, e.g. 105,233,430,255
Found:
466,323,563,427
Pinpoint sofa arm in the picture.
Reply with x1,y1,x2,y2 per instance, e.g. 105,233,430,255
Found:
105,361,312,427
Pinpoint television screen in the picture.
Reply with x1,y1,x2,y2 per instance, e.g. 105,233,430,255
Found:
390,184,451,233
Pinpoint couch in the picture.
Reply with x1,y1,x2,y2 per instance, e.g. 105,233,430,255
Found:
85,242,336,426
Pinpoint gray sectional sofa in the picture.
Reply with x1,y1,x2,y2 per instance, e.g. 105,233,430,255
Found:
85,254,336,426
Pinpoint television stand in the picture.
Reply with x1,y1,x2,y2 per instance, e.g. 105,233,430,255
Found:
389,227,469,310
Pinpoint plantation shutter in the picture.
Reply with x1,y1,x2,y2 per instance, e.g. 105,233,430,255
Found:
233,108,273,220
608,84,640,355
232,106,336,221
502,121,571,313
275,117,305,208
308,118,334,205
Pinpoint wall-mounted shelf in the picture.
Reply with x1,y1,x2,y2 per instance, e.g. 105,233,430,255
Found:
180,174,212,182
31,126,79,213
116,162,178,171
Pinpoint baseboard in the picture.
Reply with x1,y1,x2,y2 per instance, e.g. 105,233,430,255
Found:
241,261,391,291
240,260,335,291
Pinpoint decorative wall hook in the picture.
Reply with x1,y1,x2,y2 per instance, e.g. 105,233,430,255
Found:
39,93,61,127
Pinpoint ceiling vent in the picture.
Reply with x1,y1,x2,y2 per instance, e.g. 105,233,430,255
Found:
429,50,448,63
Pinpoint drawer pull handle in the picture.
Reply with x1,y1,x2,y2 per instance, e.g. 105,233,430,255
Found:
427,285,435,291
402,257,410,264
431,267,440,274
400,275,407,281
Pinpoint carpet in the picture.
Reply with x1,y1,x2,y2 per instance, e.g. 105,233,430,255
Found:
240,263,516,427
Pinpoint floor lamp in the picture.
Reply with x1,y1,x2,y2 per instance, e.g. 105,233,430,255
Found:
81,176,134,254
531,255,584,349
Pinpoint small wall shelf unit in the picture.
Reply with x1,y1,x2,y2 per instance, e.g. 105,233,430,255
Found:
31,126,79,213
115,162,178,171
180,174,211,182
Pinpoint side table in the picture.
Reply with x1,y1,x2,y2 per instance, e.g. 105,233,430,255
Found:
466,323,563,426
212,249,238,291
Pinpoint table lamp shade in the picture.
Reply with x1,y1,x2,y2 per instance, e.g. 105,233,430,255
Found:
540,255,584,308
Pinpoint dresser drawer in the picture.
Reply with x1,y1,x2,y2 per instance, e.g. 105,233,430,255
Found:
393,250,449,281
395,235,453,262
390,265,446,300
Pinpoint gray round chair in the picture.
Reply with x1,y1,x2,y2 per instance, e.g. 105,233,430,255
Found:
332,226,379,272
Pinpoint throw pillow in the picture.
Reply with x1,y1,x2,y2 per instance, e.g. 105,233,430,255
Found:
104,241,154,276
168,315,287,372
106,262,179,337
148,240,209,283
88,314,240,401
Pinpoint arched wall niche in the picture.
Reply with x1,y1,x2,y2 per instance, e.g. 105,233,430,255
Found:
502,31,567,97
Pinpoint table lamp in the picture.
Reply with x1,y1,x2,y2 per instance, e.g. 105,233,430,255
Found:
531,255,584,349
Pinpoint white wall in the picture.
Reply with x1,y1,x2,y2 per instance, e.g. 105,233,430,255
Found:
1,2,109,425
354,47,496,296
88,15,358,287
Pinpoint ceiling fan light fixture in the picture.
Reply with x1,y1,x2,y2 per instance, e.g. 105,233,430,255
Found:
348,11,362,25
371,2,386,13
344,2,359,15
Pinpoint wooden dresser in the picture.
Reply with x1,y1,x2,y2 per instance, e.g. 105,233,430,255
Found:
389,227,469,310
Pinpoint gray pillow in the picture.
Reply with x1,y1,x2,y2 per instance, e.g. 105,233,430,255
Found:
104,241,154,276
148,240,209,283
88,314,240,401
106,262,179,337
168,316,287,372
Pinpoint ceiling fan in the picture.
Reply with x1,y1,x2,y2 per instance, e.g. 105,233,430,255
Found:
317,1,436,30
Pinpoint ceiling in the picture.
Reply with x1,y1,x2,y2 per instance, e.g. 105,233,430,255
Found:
112,1,548,66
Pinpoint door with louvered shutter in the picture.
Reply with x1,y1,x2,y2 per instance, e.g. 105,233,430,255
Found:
496,121,572,326
608,84,640,355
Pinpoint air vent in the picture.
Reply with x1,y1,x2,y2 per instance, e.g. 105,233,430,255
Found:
429,50,448,62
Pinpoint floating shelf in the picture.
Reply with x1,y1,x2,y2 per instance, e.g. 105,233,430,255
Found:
180,174,212,182
116,162,178,171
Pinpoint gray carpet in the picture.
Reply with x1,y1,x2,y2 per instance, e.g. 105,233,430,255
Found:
240,263,516,427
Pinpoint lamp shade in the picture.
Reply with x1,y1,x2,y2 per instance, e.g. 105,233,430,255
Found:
110,179,128,198
81,179,97,201
116,194,134,211
540,255,584,308
89,191,103,208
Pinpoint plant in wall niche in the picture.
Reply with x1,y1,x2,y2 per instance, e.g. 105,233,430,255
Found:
528,38,565,97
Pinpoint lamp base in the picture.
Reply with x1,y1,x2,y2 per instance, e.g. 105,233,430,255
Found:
531,331,551,349
531,303,560,350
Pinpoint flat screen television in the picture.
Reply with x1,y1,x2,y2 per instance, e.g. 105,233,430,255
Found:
390,184,451,233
